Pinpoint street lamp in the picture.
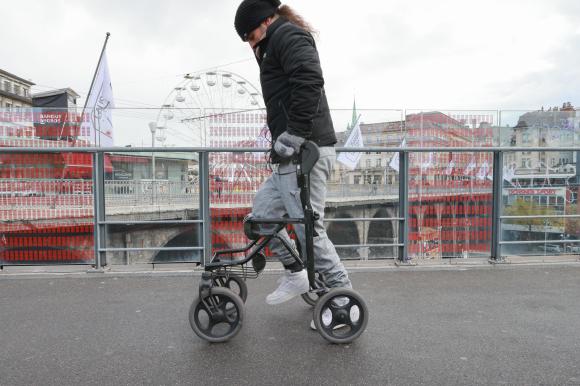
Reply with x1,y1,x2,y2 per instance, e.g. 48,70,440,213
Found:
148,122,157,148
148,122,157,185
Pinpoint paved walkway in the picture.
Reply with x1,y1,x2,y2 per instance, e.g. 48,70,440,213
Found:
1,264,579,385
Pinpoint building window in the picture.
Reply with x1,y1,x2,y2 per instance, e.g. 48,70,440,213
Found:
376,159,381,167
366,159,371,168
522,132,530,144
3,81,11,93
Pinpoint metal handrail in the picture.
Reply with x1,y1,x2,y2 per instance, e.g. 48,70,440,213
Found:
2,145,580,266
501,214,580,219
1,146,580,153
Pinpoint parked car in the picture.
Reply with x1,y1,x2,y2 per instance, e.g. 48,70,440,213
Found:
537,244,562,254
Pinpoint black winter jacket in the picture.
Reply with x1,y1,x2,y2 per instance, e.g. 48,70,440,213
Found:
255,17,336,163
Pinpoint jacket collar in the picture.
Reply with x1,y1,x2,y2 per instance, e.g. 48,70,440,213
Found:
254,17,288,64
266,16,288,38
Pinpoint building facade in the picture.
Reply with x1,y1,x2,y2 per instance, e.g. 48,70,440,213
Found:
0,69,34,110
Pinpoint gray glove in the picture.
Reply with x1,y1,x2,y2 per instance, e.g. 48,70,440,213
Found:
274,131,305,158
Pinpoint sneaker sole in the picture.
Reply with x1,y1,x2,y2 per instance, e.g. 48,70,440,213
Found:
266,291,308,305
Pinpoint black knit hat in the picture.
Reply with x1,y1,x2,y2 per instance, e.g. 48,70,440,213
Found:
235,0,281,41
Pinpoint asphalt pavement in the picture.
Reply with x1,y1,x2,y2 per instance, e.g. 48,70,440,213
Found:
1,264,579,385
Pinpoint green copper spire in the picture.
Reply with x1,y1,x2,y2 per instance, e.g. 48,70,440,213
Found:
351,97,358,128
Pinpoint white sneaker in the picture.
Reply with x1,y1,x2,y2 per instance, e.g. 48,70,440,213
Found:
266,270,309,305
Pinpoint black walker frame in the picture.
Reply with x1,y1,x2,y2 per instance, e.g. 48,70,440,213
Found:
190,141,368,344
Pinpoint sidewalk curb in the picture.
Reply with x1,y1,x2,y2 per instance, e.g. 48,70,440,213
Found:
2,258,580,278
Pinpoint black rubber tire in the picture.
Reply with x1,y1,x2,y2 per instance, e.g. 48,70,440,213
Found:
212,274,248,302
313,288,369,344
189,287,244,343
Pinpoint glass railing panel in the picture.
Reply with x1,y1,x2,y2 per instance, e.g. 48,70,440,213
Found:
501,149,579,257
208,150,268,254
103,151,200,264
408,151,494,260
0,153,94,264
327,148,400,259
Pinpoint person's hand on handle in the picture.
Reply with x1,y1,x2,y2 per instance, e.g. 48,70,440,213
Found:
274,131,305,158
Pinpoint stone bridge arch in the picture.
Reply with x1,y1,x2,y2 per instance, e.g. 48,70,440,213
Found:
367,207,396,258
154,225,202,262
108,224,201,264
326,212,360,258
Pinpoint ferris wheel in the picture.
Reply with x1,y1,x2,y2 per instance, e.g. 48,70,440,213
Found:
153,70,264,147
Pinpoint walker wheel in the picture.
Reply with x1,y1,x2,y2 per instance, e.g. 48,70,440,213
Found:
212,274,248,302
189,287,244,343
313,288,368,344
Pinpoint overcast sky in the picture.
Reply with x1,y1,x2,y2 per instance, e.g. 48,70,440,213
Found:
2,0,580,146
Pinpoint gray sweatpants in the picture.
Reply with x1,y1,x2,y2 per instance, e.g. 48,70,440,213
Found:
252,147,352,288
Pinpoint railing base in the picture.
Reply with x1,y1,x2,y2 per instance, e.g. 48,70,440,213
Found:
86,267,107,274
394,259,417,266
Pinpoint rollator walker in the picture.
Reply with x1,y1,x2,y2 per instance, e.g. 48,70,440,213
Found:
189,141,369,343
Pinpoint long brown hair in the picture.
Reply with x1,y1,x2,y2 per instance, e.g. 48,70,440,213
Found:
276,5,318,36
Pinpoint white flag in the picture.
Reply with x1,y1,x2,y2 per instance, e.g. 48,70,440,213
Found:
421,151,434,170
445,159,455,175
477,160,489,180
464,158,476,175
81,50,114,147
504,164,516,183
337,117,364,170
389,138,406,172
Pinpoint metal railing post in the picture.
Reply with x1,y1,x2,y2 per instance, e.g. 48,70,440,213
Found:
92,152,107,269
92,152,99,268
198,151,211,266
491,150,503,261
398,150,409,262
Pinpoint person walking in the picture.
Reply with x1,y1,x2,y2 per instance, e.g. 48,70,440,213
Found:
234,0,352,308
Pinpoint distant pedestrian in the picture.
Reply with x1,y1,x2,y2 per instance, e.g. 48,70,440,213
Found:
214,176,222,198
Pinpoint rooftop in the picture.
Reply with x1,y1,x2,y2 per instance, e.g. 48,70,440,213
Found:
0,68,35,86
32,88,80,99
